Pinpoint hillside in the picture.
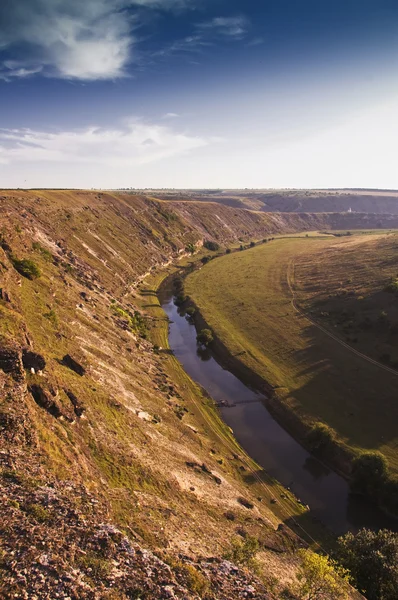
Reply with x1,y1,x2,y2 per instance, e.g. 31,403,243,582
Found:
149,189,398,215
0,190,366,599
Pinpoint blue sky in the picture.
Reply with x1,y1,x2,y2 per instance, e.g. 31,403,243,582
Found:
1,0,398,188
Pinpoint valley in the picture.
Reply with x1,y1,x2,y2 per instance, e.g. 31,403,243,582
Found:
0,188,392,599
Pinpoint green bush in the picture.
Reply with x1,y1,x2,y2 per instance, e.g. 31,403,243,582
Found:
338,528,398,600
307,422,335,452
225,535,259,566
296,549,349,600
12,258,41,280
203,240,220,252
197,328,213,346
201,255,212,265
185,306,196,317
185,243,196,254
250,241,255,248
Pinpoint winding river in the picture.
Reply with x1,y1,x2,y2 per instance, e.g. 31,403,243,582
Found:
159,284,398,535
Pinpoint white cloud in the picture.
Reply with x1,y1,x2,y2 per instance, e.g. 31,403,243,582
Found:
163,112,179,118
0,120,212,167
0,0,195,81
197,16,249,38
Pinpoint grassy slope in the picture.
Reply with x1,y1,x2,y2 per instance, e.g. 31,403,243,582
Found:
186,234,398,473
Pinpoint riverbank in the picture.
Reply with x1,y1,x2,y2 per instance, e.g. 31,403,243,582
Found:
140,263,348,548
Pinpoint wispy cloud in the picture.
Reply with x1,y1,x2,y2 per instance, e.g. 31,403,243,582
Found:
152,14,250,61
0,0,195,81
0,120,213,166
197,16,250,39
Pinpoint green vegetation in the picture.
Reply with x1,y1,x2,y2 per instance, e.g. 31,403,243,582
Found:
196,328,213,346
111,304,147,337
296,549,349,600
186,233,398,513
32,241,53,261
203,240,220,252
307,422,336,453
338,529,398,600
225,535,259,567
11,258,41,279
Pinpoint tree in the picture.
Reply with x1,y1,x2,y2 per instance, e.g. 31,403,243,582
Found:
307,422,335,453
338,528,398,600
196,329,213,347
350,451,388,497
296,549,349,600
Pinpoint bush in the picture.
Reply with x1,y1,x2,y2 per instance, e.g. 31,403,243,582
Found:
174,293,187,307
225,535,259,566
201,255,212,265
350,451,388,497
185,306,196,317
307,422,335,452
185,243,196,254
196,328,213,346
296,549,349,600
12,258,41,279
226,248,231,254
250,241,255,248
203,240,220,252
338,529,398,600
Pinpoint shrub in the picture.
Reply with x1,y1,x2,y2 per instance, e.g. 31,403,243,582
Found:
185,243,196,254
185,306,196,317
338,528,398,600
225,535,259,566
350,451,388,497
196,328,213,346
239,244,244,251
12,258,41,280
25,503,51,523
296,549,349,600
174,293,187,307
250,241,255,248
203,240,220,252
307,422,335,452
226,248,232,254
201,255,212,265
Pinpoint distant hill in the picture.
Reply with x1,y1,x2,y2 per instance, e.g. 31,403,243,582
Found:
146,188,398,215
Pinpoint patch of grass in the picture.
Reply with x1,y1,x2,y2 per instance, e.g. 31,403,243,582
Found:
32,241,53,261
24,503,51,523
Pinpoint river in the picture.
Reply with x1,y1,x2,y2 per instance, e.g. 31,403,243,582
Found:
159,284,398,535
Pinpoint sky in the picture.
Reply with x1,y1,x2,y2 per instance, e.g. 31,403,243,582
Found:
1,0,398,189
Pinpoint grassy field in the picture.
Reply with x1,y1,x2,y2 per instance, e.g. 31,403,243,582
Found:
186,233,398,474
